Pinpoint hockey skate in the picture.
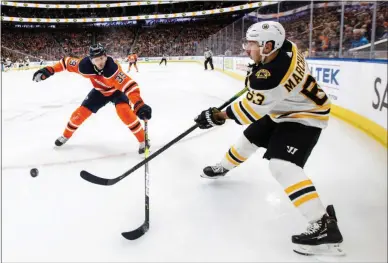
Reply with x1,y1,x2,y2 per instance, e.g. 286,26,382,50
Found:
292,205,345,256
201,164,229,179
55,135,69,146
138,140,150,154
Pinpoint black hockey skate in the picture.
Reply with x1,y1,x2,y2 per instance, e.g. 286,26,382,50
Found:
201,164,229,179
292,205,344,256
55,136,69,147
138,140,150,154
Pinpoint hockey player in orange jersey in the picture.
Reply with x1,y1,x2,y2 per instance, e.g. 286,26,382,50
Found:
127,51,139,73
32,43,152,154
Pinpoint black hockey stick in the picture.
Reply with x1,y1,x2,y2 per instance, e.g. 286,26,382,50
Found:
122,121,150,240
80,87,248,186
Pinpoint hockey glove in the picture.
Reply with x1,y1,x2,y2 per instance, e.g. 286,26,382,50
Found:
32,66,55,82
134,101,152,120
194,107,225,129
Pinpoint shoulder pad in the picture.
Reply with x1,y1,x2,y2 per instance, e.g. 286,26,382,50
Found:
280,39,293,52
78,57,95,75
103,56,119,78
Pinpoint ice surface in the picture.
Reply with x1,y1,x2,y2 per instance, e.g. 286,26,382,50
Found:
1,62,387,262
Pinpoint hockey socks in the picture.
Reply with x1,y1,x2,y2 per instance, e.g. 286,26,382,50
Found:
221,134,258,170
63,106,92,139
116,103,145,142
268,158,326,222
203,135,259,178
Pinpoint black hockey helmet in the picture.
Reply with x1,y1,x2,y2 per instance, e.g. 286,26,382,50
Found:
89,43,106,58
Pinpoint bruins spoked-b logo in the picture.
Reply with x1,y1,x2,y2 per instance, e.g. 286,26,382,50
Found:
256,69,271,79
262,24,269,29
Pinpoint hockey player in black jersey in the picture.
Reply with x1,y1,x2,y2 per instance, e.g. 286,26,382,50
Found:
194,21,344,256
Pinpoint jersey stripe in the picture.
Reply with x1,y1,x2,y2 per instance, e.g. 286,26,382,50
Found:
125,86,139,97
287,113,329,121
232,103,250,125
280,44,297,85
242,98,262,120
239,101,256,123
121,80,135,93
60,58,66,70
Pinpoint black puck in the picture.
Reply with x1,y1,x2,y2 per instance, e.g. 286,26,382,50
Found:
30,168,39,177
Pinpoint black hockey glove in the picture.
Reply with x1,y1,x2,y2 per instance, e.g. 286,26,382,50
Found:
32,66,55,82
194,107,225,129
134,101,152,120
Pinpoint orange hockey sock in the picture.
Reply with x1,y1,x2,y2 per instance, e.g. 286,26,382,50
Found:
63,106,92,138
116,103,145,142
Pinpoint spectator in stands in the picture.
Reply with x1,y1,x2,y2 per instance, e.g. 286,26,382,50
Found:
328,34,340,52
319,34,329,51
351,29,369,48
342,26,354,50
382,21,388,39
376,16,387,40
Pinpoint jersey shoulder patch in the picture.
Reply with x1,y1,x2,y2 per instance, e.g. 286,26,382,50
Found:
78,57,95,75
103,56,119,78
255,69,271,79
249,52,291,91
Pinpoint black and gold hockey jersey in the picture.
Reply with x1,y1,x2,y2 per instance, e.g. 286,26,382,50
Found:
226,40,331,129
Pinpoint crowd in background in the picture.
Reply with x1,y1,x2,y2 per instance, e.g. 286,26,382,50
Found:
1,1,387,63
1,1,249,18
1,31,59,61
218,2,387,57
282,2,388,57
1,22,225,61
1,11,234,61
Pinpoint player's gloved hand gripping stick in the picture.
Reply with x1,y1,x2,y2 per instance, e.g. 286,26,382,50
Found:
80,87,248,186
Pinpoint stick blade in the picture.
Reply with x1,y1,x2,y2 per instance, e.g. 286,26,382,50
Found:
121,223,149,240
80,170,111,186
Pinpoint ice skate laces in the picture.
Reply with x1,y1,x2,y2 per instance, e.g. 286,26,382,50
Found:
302,220,322,236
211,164,225,173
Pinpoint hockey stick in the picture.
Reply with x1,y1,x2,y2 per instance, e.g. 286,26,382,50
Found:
122,121,150,240
80,87,248,186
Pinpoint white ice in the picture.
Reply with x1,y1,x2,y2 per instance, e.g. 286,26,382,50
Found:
1,62,387,262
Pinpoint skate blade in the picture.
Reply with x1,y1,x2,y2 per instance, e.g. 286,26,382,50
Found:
293,243,345,256
200,173,223,179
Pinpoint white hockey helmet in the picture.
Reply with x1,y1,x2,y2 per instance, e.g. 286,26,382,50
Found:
243,21,286,58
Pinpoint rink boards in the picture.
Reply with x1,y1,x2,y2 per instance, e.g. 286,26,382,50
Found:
202,56,388,147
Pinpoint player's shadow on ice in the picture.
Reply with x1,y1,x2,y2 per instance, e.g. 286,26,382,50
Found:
54,143,141,161
199,176,255,189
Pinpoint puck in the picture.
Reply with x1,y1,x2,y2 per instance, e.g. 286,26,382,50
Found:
30,168,39,177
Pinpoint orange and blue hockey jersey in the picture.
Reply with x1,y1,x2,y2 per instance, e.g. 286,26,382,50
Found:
127,54,138,63
52,56,142,104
